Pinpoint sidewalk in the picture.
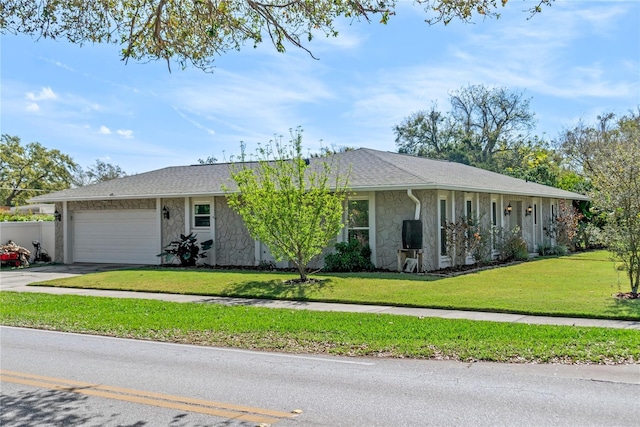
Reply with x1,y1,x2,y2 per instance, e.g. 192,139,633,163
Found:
2,264,638,330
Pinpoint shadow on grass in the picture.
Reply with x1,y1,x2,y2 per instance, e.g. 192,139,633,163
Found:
603,297,640,321
220,278,334,301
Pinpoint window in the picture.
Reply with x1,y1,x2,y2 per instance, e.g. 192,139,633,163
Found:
348,199,369,245
491,201,498,250
534,204,538,225
193,203,211,227
440,199,447,256
466,200,473,220
491,202,497,227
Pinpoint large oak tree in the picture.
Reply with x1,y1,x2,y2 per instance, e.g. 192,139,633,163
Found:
0,135,77,207
1,1,552,71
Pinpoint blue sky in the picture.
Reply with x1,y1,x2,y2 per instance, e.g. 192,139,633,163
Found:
2,1,639,174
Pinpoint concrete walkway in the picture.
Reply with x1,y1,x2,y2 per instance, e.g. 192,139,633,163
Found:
2,264,639,330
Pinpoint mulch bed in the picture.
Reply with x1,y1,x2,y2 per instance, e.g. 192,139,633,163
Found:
614,292,639,300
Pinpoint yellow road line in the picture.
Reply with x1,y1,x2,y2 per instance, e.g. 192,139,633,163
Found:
1,370,297,424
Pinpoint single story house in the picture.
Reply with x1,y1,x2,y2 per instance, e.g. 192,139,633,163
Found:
30,148,588,271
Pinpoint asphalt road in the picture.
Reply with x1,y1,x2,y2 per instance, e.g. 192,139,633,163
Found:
1,326,639,426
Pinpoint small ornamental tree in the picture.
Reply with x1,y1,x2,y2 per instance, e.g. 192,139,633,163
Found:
224,128,350,282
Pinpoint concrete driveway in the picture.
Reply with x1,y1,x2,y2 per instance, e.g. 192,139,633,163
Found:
0,264,137,290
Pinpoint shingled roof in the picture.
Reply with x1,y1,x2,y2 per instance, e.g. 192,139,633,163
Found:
31,148,588,202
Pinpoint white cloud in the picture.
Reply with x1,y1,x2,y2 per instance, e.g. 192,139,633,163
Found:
116,129,134,139
99,125,112,135
26,87,57,101
168,62,334,143
172,106,216,136
24,87,58,112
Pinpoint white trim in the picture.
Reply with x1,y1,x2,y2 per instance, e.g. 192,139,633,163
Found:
34,183,589,203
156,198,162,257
345,192,376,266
191,199,212,230
500,195,505,229
211,199,217,265
254,240,261,266
369,192,376,265
437,191,450,268
450,190,456,223
183,197,189,236
491,196,499,256
63,200,69,264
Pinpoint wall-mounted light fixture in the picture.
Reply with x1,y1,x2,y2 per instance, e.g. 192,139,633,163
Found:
525,205,533,216
162,206,170,220
54,209,62,221
504,203,512,216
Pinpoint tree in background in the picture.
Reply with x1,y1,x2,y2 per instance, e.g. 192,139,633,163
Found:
224,128,350,282
393,103,458,160
0,135,76,207
1,1,552,71
560,111,640,296
449,85,536,166
73,159,127,186
395,85,537,169
491,137,563,187
197,156,218,165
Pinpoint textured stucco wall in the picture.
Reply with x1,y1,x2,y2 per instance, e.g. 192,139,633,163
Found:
541,198,554,246
375,190,416,270
421,190,438,271
160,198,185,261
215,197,255,266
373,190,442,272
54,202,64,263
479,193,491,226
521,198,534,252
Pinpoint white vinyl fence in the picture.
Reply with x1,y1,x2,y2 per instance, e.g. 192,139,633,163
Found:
0,221,55,261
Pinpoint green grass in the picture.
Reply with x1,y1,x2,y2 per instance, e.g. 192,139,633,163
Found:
2,292,638,364
31,251,640,320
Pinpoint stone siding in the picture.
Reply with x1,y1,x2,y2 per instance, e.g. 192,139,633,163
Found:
215,197,255,266
160,198,185,257
54,202,64,263
374,190,416,270
421,190,438,271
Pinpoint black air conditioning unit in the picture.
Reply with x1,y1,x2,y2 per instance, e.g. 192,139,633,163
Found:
402,220,423,250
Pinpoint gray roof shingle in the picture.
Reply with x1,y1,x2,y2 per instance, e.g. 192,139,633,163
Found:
31,148,588,202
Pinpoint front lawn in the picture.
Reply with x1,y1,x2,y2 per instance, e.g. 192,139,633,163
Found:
1,292,638,364
30,251,640,320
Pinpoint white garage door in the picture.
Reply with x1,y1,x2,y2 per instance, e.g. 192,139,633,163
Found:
73,210,159,264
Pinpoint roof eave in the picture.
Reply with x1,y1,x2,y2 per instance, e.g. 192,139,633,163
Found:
30,184,589,203
348,184,589,200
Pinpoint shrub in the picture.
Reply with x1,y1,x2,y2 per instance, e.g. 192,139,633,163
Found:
158,233,213,267
536,243,569,257
497,227,529,262
324,239,375,272
574,222,605,250
0,212,54,222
